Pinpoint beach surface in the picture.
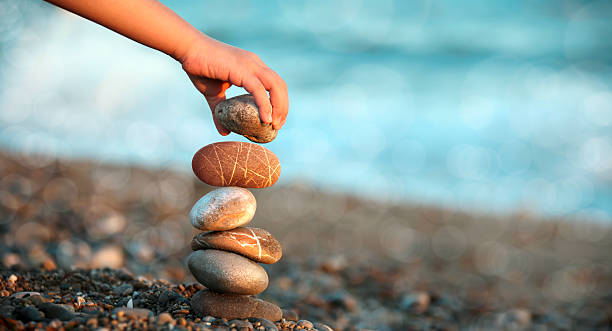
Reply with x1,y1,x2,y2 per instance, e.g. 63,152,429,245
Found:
1,150,611,330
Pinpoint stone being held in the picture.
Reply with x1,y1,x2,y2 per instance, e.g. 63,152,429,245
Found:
215,94,278,143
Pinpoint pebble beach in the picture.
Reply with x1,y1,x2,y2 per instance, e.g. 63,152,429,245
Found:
1,149,611,330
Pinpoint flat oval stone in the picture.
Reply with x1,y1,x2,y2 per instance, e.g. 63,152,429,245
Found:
190,187,256,231
187,250,268,295
191,227,282,264
215,94,278,143
192,142,281,188
191,290,281,321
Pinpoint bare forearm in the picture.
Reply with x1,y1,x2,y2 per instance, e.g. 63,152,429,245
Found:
45,0,206,61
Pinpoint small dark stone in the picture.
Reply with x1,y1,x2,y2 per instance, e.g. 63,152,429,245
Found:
112,283,134,296
248,317,278,331
313,323,334,331
0,305,15,319
15,306,44,322
228,319,254,330
159,289,184,307
37,302,75,321
281,309,298,321
297,319,314,330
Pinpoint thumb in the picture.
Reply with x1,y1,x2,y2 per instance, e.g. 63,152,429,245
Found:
206,95,231,136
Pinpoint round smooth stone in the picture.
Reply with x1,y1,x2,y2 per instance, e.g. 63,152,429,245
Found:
215,94,278,143
192,142,281,188
187,250,268,295
191,290,282,321
190,187,256,231
191,227,282,264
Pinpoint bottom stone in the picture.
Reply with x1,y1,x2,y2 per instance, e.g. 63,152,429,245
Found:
190,290,282,321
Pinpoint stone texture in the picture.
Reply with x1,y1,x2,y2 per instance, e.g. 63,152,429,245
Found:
187,250,268,295
37,303,75,321
190,187,256,231
191,227,282,264
215,94,278,143
191,290,281,321
192,142,281,188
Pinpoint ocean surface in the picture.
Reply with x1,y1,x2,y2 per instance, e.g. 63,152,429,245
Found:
1,0,611,220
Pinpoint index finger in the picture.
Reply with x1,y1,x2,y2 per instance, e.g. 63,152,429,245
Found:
242,76,273,124
257,68,288,130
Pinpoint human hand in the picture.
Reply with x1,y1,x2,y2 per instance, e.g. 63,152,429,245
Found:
180,36,288,135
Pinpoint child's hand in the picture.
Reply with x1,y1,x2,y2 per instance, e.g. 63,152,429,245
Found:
180,36,288,135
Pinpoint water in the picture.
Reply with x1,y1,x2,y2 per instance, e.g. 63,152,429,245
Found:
1,0,611,220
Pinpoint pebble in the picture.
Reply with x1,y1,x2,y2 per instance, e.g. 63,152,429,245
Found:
190,187,256,231
15,306,44,322
228,319,254,330
191,290,282,321
159,289,184,307
281,309,299,321
112,307,154,319
313,322,334,331
215,94,278,143
11,291,42,299
191,227,282,264
400,291,430,313
192,142,281,188
90,245,125,268
248,317,278,331
37,302,75,321
297,319,314,330
496,308,532,329
188,250,269,295
157,312,175,325
112,283,134,296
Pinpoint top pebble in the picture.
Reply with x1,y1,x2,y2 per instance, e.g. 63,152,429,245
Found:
215,94,278,143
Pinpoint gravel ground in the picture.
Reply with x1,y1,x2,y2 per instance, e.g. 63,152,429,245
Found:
1,150,611,330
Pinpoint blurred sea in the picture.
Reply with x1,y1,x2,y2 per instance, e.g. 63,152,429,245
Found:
1,0,611,220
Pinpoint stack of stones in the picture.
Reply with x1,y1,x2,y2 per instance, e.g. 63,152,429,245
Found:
187,94,283,321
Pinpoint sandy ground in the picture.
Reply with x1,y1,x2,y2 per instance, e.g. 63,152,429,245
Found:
1,150,611,330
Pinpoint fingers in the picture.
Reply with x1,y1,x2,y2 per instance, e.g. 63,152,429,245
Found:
256,68,288,130
242,76,273,124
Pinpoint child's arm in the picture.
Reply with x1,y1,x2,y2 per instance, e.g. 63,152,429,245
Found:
45,0,288,134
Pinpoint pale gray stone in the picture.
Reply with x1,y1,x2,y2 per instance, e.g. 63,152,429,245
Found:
187,250,268,295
